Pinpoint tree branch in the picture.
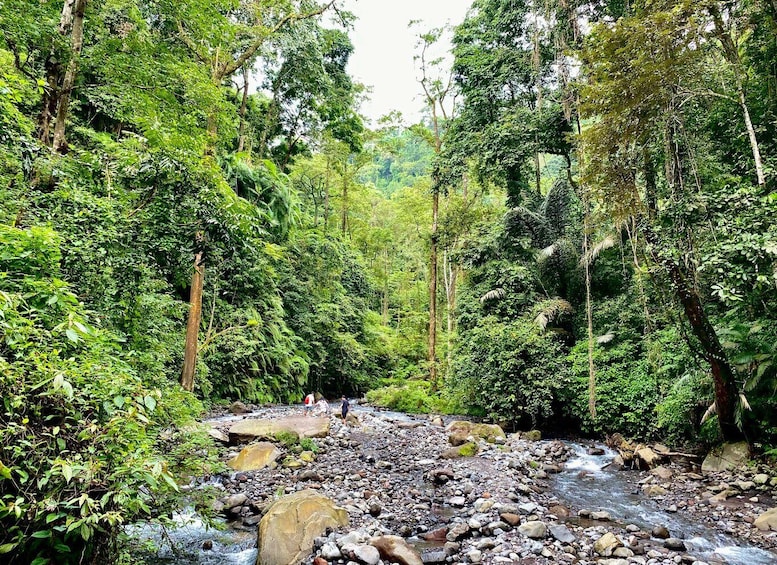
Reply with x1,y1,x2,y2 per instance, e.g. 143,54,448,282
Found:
177,20,209,65
220,0,337,79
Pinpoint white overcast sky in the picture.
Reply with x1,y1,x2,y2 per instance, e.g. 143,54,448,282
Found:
343,0,473,126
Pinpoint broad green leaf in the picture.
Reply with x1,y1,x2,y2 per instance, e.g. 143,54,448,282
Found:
143,395,157,412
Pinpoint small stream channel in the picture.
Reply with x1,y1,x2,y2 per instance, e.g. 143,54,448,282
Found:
553,444,777,565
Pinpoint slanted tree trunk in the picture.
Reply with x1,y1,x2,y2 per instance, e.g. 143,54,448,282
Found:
708,5,766,187
181,248,205,392
39,0,76,144
643,225,743,442
52,0,87,153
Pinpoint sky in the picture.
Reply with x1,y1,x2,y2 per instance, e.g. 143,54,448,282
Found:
343,0,473,126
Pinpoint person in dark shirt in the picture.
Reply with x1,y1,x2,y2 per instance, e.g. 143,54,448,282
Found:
340,396,350,422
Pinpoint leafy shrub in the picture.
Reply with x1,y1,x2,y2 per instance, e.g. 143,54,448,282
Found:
452,315,572,429
366,379,458,414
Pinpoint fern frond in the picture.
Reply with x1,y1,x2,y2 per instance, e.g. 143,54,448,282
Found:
739,392,751,412
537,244,557,260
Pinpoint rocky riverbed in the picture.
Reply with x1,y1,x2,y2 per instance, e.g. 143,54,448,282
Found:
164,404,777,565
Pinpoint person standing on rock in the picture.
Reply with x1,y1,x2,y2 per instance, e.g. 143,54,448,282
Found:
340,395,350,422
303,392,315,416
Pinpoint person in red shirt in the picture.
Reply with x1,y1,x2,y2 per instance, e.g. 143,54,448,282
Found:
303,392,315,416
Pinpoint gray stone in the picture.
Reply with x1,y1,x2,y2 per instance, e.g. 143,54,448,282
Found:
353,544,381,565
548,524,575,544
664,538,686,551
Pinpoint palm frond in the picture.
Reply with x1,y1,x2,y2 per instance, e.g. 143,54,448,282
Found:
596,332,615,344
480,288,506,303
700,401,717,425
580,235,616,268
534,298,573,331
739,392,752,412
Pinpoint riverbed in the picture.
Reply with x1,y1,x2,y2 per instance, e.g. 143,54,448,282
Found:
128,404,777,564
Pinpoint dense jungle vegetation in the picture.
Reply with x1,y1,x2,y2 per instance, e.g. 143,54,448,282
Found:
1,0,776,562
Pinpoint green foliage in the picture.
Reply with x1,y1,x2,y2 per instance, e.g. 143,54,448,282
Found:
365,379,458,414
272,431,300,449
453,314,572,429
298,437,318,453
0,227,210,565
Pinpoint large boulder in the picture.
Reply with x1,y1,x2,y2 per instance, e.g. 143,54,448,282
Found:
445,421,505,444
369,535,423,565
701,442,750,474
754,508,777,531
634,446,661,469
257,490,348,565
229,416,330,443
228,442,281,472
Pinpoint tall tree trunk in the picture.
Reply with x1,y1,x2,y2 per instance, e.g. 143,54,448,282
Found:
52,0,87,153
428,187,439,386
181,248,205,392
341,173,348,236
382,249,390,325
583,198,596,418
39,0,76,144
642,226,744,442
323,156,331,233
237,65,250,153
443,250,459,377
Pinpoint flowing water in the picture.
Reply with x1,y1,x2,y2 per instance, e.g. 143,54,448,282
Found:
126,508,258,564
553,443,777,565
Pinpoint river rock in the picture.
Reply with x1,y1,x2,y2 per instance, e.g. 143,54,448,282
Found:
223,492,248,509
343,543,381,565
446,522,470,541
635,446,661,468
594,532,622,556
370,535,423,565
257,489,348,565
754,507,777,531
643,485,668,497
441,442,478,458
652,525,670,539
664,538,686,551
445,421,506,443
548,524,575,543
208,428,230,443
230,401,250,414
228,442,281,471
701,441,749,473
523,430,542,441
517,521,547,539
229,416,330,442
650,466,673,480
